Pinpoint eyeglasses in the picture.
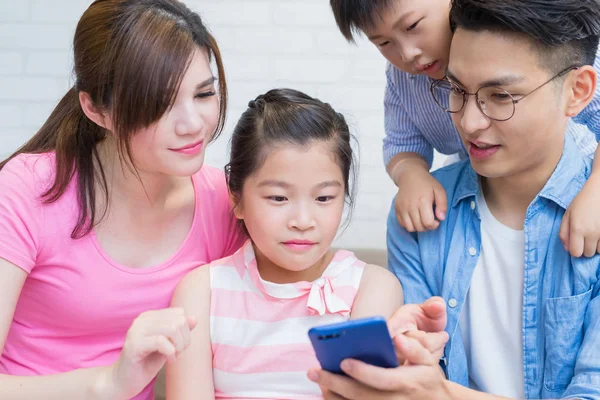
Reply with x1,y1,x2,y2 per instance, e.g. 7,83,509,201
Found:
429,65,579,121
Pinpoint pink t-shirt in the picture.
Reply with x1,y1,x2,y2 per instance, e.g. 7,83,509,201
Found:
0,152,245,400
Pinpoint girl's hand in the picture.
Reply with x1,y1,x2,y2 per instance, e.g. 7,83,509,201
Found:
104,308,197,400
560,174,600,257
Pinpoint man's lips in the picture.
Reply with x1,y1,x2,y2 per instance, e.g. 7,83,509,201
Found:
469,141,501,160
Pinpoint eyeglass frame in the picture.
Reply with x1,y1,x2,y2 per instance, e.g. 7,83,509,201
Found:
429,65,580,122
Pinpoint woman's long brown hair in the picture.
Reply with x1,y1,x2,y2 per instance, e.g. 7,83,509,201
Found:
0,0,228,238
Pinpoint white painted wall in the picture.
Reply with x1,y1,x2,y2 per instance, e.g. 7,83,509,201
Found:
0,0,446,250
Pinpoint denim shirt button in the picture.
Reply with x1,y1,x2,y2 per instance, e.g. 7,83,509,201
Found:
468,247,477,256
448,298,458,308
470,201,476,210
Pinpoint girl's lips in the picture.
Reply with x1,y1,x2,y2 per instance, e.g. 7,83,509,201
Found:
282,241,317,252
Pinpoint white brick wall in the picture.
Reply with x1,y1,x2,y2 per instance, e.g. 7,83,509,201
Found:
0,0,445,251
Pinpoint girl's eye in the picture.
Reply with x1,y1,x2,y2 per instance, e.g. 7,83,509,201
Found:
195,91,215,99
316,196,334,203
268,196,287,202
378,41,390,48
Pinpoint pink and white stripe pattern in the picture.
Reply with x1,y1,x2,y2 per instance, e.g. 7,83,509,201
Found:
209,240,365,399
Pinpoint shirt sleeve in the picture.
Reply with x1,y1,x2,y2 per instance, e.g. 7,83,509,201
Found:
561,278,600,399
0,156,43,273
386,197,435,304
383,64,434,167
572,49,600,141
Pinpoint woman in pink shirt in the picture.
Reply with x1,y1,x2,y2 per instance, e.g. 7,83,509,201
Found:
0,1,245,399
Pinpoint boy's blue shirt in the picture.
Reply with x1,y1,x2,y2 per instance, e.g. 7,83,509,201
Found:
383,49,600,166
387,134,600,399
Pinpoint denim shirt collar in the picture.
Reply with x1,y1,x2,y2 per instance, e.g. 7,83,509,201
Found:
451,133,589,211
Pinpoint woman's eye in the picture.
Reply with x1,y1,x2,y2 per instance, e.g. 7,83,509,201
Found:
378,41,390,48
195,91,215,99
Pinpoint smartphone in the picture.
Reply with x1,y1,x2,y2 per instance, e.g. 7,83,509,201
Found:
308,316,399,375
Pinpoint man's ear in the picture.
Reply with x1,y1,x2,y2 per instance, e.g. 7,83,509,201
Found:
79,91,113,131
565,65,597,117
229,191,244,220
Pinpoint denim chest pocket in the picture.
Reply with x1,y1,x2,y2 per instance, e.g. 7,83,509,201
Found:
543,288,593,393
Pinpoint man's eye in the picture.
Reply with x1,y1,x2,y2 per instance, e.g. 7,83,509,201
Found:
450,86,465,95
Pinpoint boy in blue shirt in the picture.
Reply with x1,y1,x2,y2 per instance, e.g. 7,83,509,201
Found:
330,0,600,258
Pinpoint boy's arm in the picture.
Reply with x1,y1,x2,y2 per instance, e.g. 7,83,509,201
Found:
166,267,215,400
384,65,448,232
561,49,600,257
560,145,600,258
383,64,434,168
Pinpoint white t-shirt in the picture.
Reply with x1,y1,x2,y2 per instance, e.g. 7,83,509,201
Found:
459,192,526,399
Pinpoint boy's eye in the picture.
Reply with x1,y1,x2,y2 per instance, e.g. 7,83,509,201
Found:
407,19,421,32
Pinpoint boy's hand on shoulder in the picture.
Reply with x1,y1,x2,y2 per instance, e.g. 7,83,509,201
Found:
392,164,447,233
560,174,600,257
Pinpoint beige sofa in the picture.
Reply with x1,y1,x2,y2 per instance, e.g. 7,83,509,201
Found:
153,248,388,400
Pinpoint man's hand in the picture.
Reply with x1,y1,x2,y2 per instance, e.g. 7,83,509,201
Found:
308,334,452,400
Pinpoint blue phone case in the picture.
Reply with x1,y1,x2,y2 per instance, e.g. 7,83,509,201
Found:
308,316,399,375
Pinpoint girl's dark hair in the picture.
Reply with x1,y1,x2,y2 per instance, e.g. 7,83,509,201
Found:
450,0,600,70
225,88,358,228
330,0,395,43
0,0,228,239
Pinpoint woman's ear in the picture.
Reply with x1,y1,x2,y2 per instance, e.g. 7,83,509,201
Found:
79,91,113,131
565,66,597,117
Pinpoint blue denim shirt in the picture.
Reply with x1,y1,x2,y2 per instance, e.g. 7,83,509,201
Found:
387,135,600,399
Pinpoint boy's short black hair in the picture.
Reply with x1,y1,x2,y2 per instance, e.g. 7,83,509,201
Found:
330,0,395,43
450,0,600,71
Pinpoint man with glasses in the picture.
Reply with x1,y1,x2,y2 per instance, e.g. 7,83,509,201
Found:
309,0,600,399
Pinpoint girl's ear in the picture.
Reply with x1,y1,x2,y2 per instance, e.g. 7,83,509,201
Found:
229,191,244,220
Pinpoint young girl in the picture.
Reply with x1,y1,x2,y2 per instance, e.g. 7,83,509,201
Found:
166,89,404,399
0,1,244,399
